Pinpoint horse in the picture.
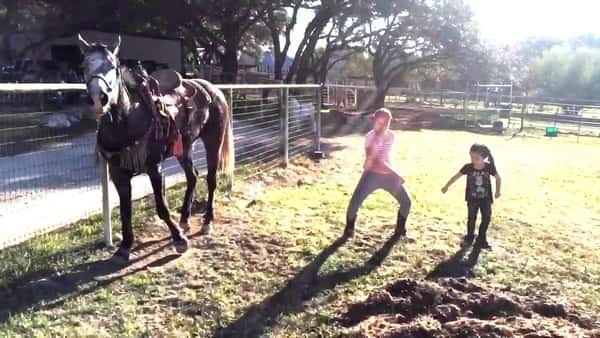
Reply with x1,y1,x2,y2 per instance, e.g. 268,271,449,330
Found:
78,35,234,262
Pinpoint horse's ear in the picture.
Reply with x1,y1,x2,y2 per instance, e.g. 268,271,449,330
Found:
78,34,91,50
112,35,121,55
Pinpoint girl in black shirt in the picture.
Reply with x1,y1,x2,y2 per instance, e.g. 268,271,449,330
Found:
441,144,502,249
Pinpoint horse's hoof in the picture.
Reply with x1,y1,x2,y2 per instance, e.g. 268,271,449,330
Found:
200,222,212,235
112,247,130,264
174,236,189,254
180,220,190,233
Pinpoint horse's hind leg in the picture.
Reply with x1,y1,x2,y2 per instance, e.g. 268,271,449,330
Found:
200,135,220,235
146,163,189,254
177,145,198,232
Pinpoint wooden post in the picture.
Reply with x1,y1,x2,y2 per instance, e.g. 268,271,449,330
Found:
100,158,113,247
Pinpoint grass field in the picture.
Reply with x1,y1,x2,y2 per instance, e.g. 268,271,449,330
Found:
1,129,599,337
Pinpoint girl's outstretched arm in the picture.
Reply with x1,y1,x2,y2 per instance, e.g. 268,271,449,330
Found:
442,172,463,193
494,174,502,198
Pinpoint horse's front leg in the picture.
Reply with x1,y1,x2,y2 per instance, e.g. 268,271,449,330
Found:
147,163,189,254
109,165,134,263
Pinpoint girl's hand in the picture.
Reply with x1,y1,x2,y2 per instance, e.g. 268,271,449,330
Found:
441,186,448,194
495,191,501,199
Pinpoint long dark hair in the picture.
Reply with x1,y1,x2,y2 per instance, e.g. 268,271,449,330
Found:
470,143,497,173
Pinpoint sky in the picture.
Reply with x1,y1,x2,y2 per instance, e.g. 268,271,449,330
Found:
286,1,600,56
467,0,600,45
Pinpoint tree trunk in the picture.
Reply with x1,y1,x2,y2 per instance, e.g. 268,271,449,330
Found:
0,0,17,65
221,23,240,83
221,46,238,83
271,31,284,81
369,59,389,110
274,52,284,81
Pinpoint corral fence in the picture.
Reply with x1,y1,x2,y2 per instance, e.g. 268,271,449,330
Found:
0,83,321,249
323,83,600,138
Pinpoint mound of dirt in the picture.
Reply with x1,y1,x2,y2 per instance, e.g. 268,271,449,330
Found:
340,278,600,338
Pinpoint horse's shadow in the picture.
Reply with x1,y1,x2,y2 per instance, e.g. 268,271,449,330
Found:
214,233,404,338
0,231,203,323
426,244,483,280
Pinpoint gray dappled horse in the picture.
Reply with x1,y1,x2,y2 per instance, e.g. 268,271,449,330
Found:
79,35,234,262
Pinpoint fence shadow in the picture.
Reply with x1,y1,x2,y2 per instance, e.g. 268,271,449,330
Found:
426,245,483,280
214,233,404,338
0,231,205,323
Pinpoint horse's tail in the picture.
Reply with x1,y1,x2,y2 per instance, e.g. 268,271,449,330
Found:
219,98,235,177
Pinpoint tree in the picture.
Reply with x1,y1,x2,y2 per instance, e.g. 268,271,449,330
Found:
530,45,600,100
365,0,473,109
260,0,302,81
151,0,266,82
282,0,372,83
308,1,373,84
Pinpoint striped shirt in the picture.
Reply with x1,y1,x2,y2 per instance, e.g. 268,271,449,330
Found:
365,130,395,173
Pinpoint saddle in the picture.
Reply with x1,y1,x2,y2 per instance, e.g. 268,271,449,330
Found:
150,69,199,129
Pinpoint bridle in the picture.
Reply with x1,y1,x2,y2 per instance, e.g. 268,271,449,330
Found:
84,57,125,123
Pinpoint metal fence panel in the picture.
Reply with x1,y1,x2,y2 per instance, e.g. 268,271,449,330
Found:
0,83,320,249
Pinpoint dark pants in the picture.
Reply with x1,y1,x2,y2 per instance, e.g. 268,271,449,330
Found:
347,172,411,222
467,199,492,240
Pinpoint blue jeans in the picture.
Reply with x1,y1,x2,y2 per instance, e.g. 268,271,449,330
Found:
346,172,411,222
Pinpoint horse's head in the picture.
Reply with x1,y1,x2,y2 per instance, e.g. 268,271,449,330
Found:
78,34,122,117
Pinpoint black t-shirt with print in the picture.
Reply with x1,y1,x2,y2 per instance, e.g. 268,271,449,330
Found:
460,163,497,203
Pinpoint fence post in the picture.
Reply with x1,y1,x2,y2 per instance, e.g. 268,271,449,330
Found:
281,86,289,167
520,95,527,132
577,115,582,144
314,85,322,154
228,88,234,190
100,158,113,247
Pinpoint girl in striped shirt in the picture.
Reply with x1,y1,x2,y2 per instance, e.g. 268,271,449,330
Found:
344,108,412,238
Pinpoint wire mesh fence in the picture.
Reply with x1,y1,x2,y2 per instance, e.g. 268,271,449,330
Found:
0,83,320,249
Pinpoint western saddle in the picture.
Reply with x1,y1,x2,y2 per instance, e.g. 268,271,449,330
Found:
149,69,199,130
129,66,204,158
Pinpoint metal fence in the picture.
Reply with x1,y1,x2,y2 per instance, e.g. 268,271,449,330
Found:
0,83,321,249
324,84,600,138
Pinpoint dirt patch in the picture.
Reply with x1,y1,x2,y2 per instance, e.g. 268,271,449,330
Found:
340,278,600,338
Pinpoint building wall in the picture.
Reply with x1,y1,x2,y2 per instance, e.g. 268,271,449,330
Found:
1,30,183,72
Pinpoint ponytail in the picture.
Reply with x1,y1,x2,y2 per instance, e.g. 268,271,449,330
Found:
470,143,497,174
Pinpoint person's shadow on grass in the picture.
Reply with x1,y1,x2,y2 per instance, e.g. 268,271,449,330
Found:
213,233,405,338
426,244,483,279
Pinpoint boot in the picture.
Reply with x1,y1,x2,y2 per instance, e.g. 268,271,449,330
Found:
474,236,491,250
343,216,356,238
462,234,475,245
395,212,407,237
